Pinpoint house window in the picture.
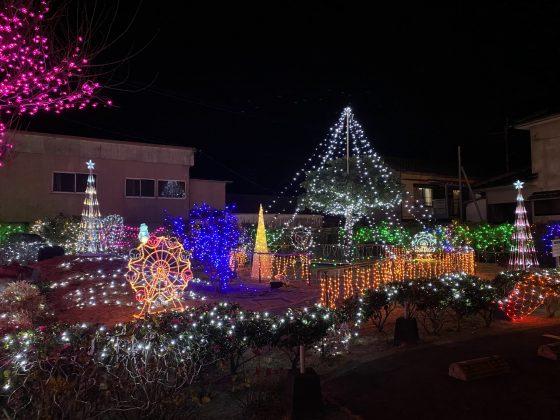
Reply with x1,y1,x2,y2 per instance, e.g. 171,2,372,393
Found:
125,178,155,197
452,189,460,215
53,172,94,193
534,199,560,216
158,180,186,198
414,186,433,207
76,174,90,193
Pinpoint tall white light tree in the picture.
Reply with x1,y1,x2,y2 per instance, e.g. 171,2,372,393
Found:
508,180,539,270
297,107,403,260
77,160,105,253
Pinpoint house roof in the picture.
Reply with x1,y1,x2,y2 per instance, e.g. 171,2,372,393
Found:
384,157,457,176
226,193,297,213
515,112,560,130
8,130,196,152
472,167,535,190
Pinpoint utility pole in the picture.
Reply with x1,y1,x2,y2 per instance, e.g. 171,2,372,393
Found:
458,146,463,221
505,118,510,173
461,166,483,221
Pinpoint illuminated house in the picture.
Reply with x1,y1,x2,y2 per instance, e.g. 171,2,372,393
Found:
0,131,227,224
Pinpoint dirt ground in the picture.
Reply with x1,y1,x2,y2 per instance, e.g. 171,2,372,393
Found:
26,257,503,326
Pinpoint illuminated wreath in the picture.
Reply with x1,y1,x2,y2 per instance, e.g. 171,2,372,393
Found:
290,226,314,252
126,236,193,318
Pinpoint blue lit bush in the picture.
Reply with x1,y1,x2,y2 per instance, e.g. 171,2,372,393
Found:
167,203,241,291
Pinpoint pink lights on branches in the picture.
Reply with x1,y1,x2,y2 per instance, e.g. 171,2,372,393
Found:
0,1,109,165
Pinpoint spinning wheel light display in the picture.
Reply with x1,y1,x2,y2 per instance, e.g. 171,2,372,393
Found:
126,236,193,318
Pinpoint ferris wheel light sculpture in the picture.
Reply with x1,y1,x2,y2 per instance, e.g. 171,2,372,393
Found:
126,236,193,318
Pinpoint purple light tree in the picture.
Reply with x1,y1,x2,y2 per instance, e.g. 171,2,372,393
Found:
0,1,111,166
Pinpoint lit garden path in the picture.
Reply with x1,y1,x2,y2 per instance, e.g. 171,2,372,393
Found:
32,256,504,324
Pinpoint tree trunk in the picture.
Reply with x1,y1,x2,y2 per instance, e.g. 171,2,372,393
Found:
343,214,355,262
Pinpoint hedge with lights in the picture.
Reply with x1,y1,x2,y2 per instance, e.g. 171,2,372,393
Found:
1,272,551,417
0,223,28,244
0,302,347,417
350,221,514,252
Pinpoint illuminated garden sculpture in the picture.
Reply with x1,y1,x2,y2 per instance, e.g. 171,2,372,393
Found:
411,231,437,260
508,180,539,270
126,236,193,318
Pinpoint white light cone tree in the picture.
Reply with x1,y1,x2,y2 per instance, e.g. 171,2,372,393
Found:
77,160,105,253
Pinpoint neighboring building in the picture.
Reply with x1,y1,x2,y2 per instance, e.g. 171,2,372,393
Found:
227,193,323,227
234,213,324,228
228,162,467,225
387,158,467,221
399,170,464,221
0,131,227,224
473,113,560,223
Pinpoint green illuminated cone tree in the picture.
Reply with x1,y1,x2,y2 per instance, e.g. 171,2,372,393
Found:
508,180,538,270
77,160,105,253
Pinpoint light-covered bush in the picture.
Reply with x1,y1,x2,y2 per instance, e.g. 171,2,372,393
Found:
0,281,45,328
0,233,48,265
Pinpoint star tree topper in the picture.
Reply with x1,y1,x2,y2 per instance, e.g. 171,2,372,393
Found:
514,180,524,190
86,160,95,171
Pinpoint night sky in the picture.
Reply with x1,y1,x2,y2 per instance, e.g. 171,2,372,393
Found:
23,1,560,194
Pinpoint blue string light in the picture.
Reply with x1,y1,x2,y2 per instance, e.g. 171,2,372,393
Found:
166,203,240,292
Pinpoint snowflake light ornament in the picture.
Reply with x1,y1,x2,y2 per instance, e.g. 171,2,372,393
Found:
126,236,193,318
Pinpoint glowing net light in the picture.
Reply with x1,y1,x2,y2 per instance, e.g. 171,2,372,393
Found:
126,236,193,318
499,272,560,321
319,247,476,307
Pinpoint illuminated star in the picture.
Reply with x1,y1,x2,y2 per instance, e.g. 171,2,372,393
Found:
86,160,95,170
513,180,524,190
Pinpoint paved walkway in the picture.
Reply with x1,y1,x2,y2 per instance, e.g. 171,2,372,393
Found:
323,325,560,419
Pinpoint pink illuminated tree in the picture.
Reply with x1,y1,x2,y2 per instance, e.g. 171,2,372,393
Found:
0,1,111,166
508,180,539,270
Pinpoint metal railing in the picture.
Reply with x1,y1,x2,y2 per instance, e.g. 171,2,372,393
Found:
313,243,388,263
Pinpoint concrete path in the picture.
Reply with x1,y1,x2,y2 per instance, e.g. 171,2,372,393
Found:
323,325,560,419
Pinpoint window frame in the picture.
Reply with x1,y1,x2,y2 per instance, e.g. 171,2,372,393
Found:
157,179,187,200
413,185,434,207
125,177,156,199
534,198,560,216
52,172,94,194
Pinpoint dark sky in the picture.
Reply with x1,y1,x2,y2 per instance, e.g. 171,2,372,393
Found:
24,1,560,193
